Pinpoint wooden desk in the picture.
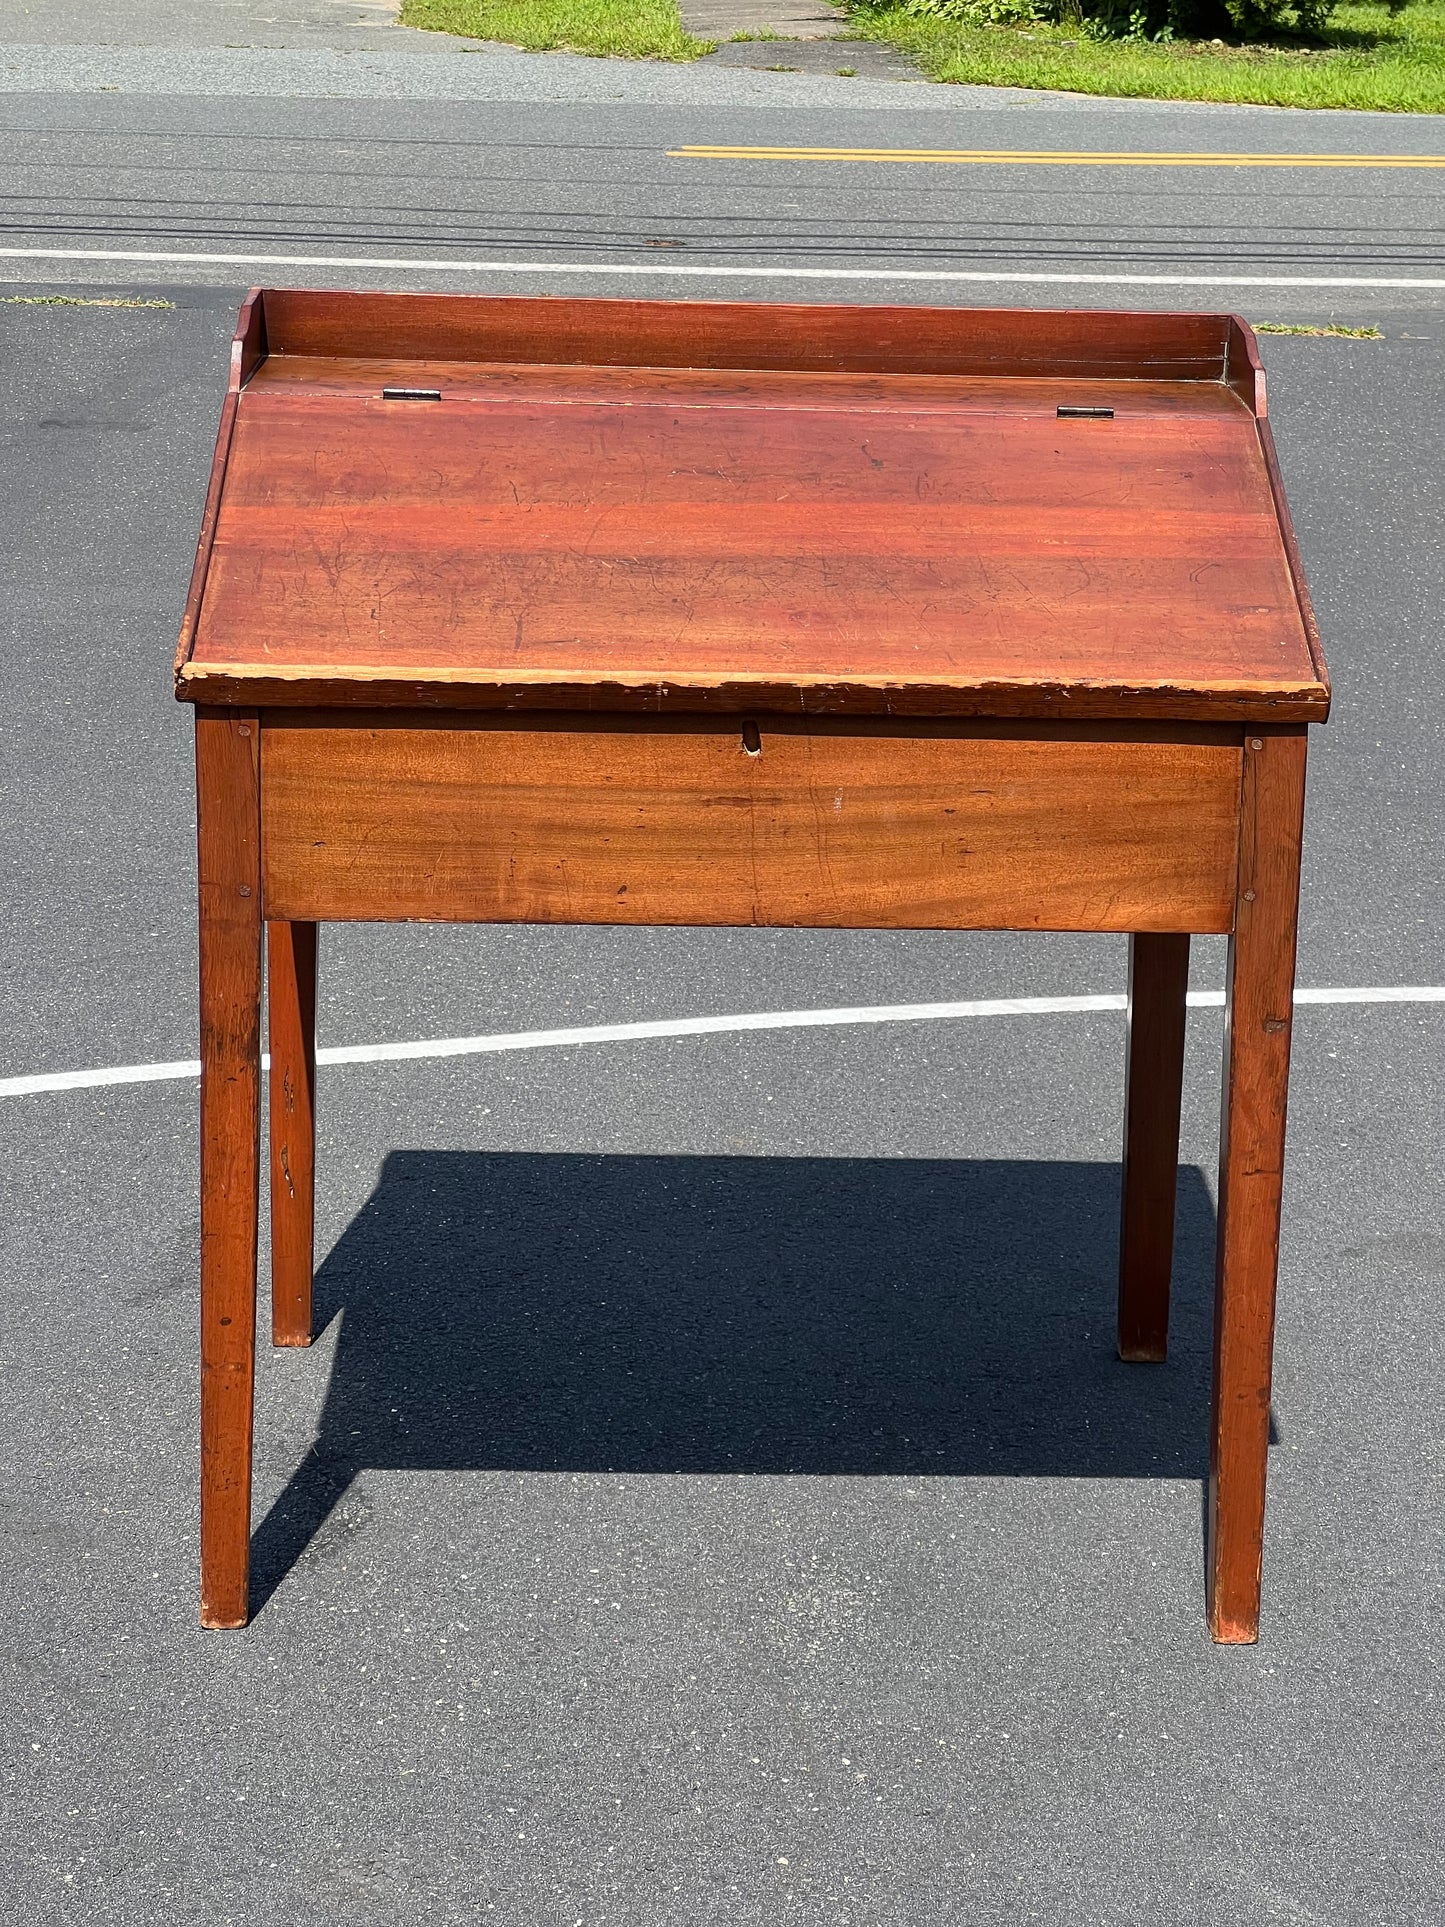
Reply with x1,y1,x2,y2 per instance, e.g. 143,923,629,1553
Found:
177,289,1329,1640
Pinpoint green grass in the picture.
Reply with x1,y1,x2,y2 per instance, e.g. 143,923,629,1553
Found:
0,294,176,308
400,0,711,58
1251,321,1383,333
845,0,1445,108
405,0,1443,102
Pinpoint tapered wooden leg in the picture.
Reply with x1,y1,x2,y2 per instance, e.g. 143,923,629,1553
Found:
1118,932,1191,1362
267,920,317,1348
197,709,262,1630
1208,727,1307,1644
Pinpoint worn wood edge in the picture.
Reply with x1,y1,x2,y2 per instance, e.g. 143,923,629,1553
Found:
1223,315,1264,418
1256,415,1331,714
178,660,1331,721
1231,314,1330,711
173,390,241,686
233,287,268,392
175,294,268,689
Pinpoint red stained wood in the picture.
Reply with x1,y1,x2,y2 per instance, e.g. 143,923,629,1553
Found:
1208,726,1308,1644
259,713,1242,934
196,709,262,1629
1118,932,1191,1362
181,294,1328,1642
174,291,266,684
249,356,1245,416
176,292,1327,723
266,920,317,1350
233,285,268,391
1257,413,1329,701
256,289,1238,381
1224,312,1264,417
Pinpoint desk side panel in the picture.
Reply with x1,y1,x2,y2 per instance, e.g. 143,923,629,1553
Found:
260,715,1242,934
174,292,268,688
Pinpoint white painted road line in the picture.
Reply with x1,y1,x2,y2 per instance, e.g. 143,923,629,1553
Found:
0,247,1444,291
3,986,1442,1101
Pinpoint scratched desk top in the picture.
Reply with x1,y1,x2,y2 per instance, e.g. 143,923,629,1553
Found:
176,291,1328,723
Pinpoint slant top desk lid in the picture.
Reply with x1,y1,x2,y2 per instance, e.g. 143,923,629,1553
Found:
176,290,1329,723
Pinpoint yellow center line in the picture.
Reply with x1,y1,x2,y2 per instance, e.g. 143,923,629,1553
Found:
669,146,1445,168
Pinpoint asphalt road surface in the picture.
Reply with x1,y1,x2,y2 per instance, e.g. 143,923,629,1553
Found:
4,89,1445,301
2,21,1444,1927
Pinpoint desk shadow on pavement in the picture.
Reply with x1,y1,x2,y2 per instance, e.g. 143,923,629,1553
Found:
250,1153,1221,1613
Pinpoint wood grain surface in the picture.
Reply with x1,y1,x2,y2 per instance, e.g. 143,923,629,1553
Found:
183,360,1321,720
248,356,1248,414
1208,726,1307,1644
1224,312,1264,416
181,297,1328,1641
176,293,1329,722
174,292,266,684
196,710,263,1629
1117,932,1192,1362
253,290,1241,381
259,714,1242,933
266,919,317,1350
